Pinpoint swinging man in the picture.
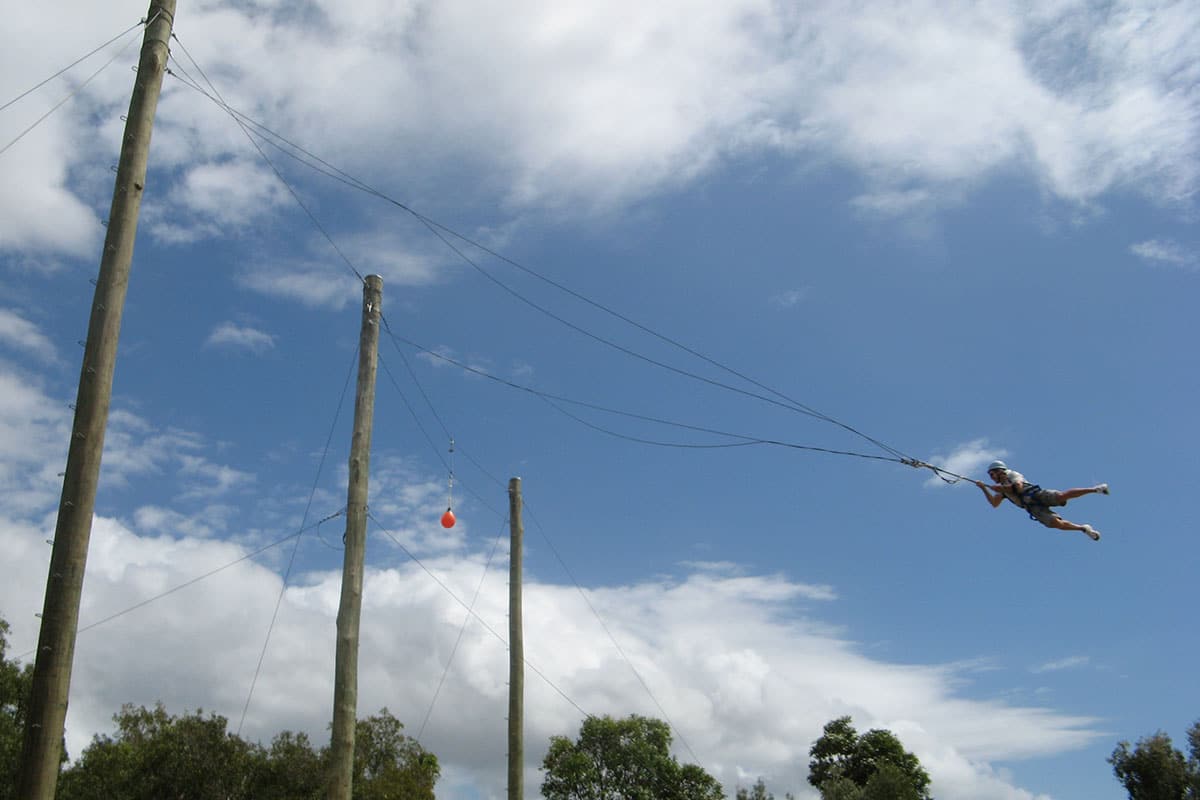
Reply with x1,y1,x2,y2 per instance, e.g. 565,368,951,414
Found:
975,460,1108,541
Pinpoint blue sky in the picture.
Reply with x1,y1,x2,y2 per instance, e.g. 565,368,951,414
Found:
1,1,1198,799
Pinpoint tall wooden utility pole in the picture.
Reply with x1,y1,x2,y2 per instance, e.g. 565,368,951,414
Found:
327,275,383,800
507,477,525,800
18,3,177,798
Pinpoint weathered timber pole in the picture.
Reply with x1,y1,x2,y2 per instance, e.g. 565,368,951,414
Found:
17,3,177,798
508,477,525,800
326,275,383,800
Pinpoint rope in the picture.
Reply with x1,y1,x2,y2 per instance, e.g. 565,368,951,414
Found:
0,18,145,115
366,510,591,720
382,327,912,467
13,517,339,662
146,76,918,464
414,515,508,743
518,493,705,766
236,344,358,736
166,38,366,286
0,24,144,159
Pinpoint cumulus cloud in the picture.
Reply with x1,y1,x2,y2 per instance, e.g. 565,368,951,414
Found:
0,353,1100,800
0,308,59,363
924,438,1007,488
0,367,71,515
235,259,362,310
205,321,276,354
0,517,1100,800
5,0,1200,268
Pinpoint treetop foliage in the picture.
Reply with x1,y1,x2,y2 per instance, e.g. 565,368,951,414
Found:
808,716,932,800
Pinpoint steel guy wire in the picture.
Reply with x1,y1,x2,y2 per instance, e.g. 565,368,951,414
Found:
237,342,359,736
383,326,908,466
157,73,916,464
414,513,509,744
14,513,342,662
0,24,145,159
167,38,366,286
366,509,591,721
0,19,146,115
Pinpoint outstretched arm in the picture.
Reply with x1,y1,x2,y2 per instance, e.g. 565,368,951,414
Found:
976,481,1005,508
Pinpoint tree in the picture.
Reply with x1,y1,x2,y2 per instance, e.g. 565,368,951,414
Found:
351,708,439,800
57,704,259,800
54,703,437,800
541,714,724,800
1189,722,1200,798
808,716,932,800
1109,726,1200,800
252,730,323,800
736,777,794,800
0,616,35,800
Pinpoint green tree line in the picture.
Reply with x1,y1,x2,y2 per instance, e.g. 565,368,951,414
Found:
6,613,1200,799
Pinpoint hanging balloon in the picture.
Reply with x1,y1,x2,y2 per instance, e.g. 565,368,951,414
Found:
440,508,456,529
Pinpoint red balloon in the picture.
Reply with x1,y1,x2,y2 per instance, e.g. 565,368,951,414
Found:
440,508,456,529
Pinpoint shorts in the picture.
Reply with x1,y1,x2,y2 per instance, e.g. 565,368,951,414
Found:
1024,488,1066,527
1026,504,1062,526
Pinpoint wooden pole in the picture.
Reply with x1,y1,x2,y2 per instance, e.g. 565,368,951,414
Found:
507,477,524,800
326,275,383,800
17,3,176,797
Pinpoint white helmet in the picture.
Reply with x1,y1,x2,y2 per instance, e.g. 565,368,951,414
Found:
987,460,1007,473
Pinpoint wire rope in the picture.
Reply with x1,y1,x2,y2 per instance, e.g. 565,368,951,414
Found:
14,515,340,661
236,343,359,735
0,19,146,114
157,76,919,464
167,38,365,286
0,23,145,159
414,514,509,743
365,509,591,720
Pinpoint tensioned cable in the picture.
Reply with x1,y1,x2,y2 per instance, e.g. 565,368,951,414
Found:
537,394,762,450
376,353,505,520
165,48,967,484
517,492,704,766
379,320,708,760
365,509,591,720
383,326,909,466
14,513,341,661
0,21,146,159
414,514,508,743
0,19,146,114
237,343,359,735
159,77,914,463
166,37,365,286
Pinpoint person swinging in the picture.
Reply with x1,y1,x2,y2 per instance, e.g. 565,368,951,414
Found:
975,460,1108,541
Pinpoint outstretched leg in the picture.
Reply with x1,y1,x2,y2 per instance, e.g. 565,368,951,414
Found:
1057,484,1109,503
1045,516,1101,541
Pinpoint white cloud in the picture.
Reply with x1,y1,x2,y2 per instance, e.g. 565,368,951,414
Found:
0,308,59,362
235,259,361,310
1032,656,1090,674
177,454,255,499
6,0,1200,268
0,517,1101,800
144,160,291,244
205,321,276,354
1130,239,1196,269
0,368,70,515
924,438,1007,488
0,353,1100,800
